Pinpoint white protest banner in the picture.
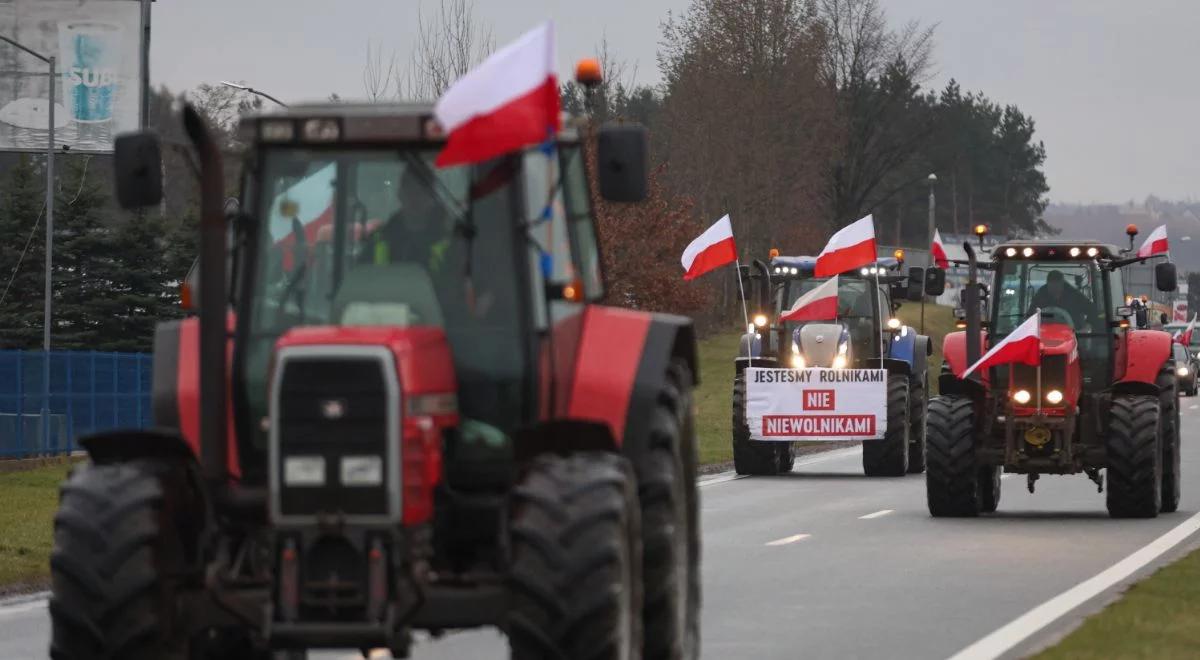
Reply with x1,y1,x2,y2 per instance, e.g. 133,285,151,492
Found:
745,368,887,441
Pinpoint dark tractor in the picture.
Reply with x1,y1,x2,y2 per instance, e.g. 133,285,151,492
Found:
731,254,939,477
48,99,701,658
928,235,1182,518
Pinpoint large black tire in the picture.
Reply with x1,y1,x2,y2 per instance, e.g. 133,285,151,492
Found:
977,466,1001,513
638,361,700,660
50,459,201,660
1158,366,1182,513
862,374,910,476
1106,395,1162,519
732,374,784,475
907,375,928,474
926,395,982,517
508,453,643,659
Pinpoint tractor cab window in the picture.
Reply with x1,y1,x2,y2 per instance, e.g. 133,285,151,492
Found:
782,277,879,350
993,261,1105,335
244,147,529,441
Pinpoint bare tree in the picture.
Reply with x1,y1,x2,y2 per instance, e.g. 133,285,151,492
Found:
400,0,495,100
362,40,398,101
816,0,935,86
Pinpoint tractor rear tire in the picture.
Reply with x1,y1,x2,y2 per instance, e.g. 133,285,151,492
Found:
863,374,910,477
508,452,643,660
1158,367,1182,514
978,466,1001,513
49,459,200,660
1106,395,1162,519
732,374,783,475
638,361,700,660
926,395,982,517
907,376,928,474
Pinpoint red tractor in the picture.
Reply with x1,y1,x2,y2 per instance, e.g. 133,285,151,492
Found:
927,237,1181,518
48,98,701,658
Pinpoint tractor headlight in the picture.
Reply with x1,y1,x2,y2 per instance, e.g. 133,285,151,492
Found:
1178,366,1190,377
1046,389,1064,404
1013,389,1032,404
1086,247,1099,257
838,341,849,355
831,354,848,369
1005,248,1017,257
753,314,768,328
1022,247,1035,257
791,354,807,369
1069,247,1081,257
886,318,902,330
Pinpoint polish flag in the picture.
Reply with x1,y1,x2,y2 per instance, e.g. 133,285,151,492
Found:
1180,314,1196,345
681,214,737,280
780,276,839,322
433,21,560,167
815,215,877,277
931,229,950,269
1136,224,1169,258
962,312,1040,378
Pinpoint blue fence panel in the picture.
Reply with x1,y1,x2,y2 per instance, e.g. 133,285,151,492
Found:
0,350,153,458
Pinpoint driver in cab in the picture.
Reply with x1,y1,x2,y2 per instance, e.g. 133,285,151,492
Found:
1028,269,1095,330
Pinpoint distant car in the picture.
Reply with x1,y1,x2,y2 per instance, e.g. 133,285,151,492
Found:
1173,342,1197,396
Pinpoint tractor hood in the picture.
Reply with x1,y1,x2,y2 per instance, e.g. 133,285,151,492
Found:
1039,322,1077,357
795,323,849,368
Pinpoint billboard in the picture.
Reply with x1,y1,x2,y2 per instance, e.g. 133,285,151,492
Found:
0,0,143,153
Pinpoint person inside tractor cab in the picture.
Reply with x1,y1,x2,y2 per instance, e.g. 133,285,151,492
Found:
1028,269,1096,330
361,167,453,272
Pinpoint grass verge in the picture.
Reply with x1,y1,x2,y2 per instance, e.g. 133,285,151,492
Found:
1033,545,1200,659
0,463,71,594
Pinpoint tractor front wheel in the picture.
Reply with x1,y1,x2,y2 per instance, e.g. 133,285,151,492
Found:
732,374,787,475
50,459,201,660
978,466,1002,513
907,375,928,474
1106,395,1162,519
1157,367,1182,513
508,453,643,659
863,374,910,476
925,395,982,517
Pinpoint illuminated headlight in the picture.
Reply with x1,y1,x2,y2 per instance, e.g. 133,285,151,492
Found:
1069,247,1081,257
302,118,341,142
886,318,902,330
1022,247,1034,257
774,267,782,274
860,268,870,276
791,354,807,369
753,314,768,328
1005,248,1017,257
837,341,849,355
1178,366,1190,377
1046,389,1064,404
831,354,848,369
1086,247,1099,257
260,119,295,142
791,267,799,275
1012,389,1032,404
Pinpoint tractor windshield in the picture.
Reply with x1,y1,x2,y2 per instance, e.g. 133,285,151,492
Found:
781,277,884,352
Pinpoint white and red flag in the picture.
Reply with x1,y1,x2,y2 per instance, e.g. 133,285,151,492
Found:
780,276,839,322
1136,224,1169,258
962,312,1041,378
815,215,878,277
433,21,560,167
931,229,950,269
681,214,737,280
1179,314,1196,345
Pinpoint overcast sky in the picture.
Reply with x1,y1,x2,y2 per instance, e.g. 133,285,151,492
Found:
151,0,1200,205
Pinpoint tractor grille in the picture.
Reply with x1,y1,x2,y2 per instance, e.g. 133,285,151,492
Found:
270,347,400,523
1010,355,1067,403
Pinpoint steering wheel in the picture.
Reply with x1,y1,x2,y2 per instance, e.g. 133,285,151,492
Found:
1040,306,1075,329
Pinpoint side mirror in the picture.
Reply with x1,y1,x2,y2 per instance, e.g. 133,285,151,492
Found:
906,267,925,301
113,131,163,209
597,122,648,202
1156,261,1178,292
924,267,947,296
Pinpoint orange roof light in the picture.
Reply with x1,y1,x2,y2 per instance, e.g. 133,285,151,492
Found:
893,248,905,262
769,248,780,260
575,58,602,87
974,224,989,236
1126,223,1139,237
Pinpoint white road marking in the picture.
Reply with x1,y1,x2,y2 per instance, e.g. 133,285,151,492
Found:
700,447,862,488
859,509,894,520
765,533,811,546
1189,404,1198,410
947,510,1200,660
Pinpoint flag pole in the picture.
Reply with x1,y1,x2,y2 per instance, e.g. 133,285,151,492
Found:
736,258,752,367
1036,308,1042,415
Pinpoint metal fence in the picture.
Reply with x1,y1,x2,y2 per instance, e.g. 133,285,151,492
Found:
0,350,152,458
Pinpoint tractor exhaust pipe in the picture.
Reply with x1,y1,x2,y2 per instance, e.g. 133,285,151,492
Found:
182,104,229,486
963,241,981,380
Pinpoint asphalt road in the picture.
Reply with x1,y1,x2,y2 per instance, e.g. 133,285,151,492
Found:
6,403,1200,659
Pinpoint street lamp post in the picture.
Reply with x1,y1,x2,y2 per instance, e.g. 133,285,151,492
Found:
923,173,937,333
0,35,56,452
219,80,288,108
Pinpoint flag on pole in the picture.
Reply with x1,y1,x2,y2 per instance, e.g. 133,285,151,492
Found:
962,312,1041,378
681,214,737,280
433,21,560,167
780,275,839,322
815,215,877,277
1180,314,1196,345
931,229,950,269
1136,224,1169,258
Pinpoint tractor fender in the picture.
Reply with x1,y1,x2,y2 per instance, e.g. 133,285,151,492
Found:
865,357,912,376
941,330,988,378
737,331,762,359
1114,329,1174,391
561,306,698,468
79,428,198,465
888,328,930,378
